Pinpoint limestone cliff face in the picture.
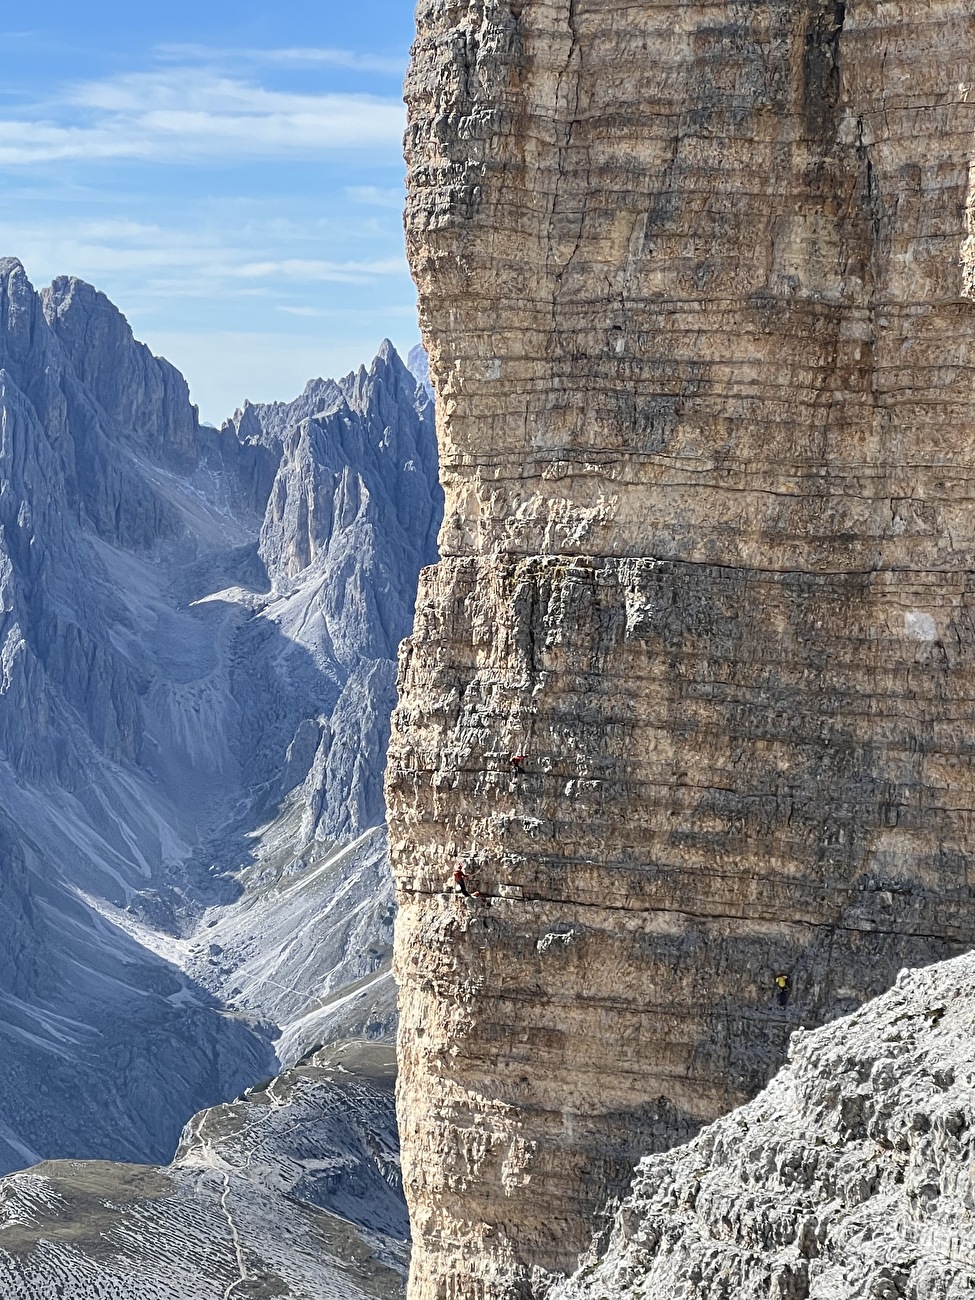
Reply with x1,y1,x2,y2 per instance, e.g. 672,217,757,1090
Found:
388,2,975,1298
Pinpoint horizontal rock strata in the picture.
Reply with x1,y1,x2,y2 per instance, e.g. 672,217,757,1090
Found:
389,1,975,1297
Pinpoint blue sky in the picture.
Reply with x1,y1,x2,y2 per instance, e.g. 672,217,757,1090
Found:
0,1,420,422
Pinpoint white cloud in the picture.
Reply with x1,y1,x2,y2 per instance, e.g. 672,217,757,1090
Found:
346,185,405,209
0,69,405,165
0,45,419,424
235,257,407,283
156,44,407,76
0,217,410,297
0,205,413,332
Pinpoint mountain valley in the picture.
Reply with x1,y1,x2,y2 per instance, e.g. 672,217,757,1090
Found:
0,255,439,1290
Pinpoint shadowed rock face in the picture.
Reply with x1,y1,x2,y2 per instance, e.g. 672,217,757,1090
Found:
0,257,441,1176
388,3,975,1297
42,276,199,467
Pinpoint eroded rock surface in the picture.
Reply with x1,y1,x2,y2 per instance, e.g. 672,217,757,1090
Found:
388,2,975,1297
558,953,975,1300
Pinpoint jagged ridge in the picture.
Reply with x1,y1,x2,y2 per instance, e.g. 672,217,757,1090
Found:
0,255,441,1175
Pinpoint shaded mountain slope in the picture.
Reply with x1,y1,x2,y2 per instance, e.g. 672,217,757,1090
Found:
0,256,440,1174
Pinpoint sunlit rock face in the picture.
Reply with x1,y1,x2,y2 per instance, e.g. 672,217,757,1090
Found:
387,3,975,1297
0,256,441,1176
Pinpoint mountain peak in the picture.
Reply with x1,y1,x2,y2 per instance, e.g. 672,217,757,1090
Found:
407,344,432,395
336,341,428,426
372,339,409,376
41,273,198,465
0,263,443,1183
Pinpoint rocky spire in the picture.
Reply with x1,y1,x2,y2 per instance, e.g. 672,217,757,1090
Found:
388,1,975,1296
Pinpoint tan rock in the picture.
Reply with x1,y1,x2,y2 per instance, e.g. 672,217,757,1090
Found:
388,2,975,1297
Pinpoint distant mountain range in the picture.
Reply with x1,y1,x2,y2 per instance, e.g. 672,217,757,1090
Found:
0,256,441,1181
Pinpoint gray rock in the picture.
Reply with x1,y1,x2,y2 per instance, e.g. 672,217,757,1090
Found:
42,276,199,467
0,1041,407,1298
558,952,975,1300
0,259,441,1178
407,344,432,396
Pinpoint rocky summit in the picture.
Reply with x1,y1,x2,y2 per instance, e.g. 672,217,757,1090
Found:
0,256,441,1185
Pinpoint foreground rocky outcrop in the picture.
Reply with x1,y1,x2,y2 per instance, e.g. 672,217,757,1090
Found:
0,256,440,1174
0,1041,408,1298
388,2,975,1297
558,952,975,1300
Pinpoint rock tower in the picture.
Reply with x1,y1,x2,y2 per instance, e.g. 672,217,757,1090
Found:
387,2,975,1296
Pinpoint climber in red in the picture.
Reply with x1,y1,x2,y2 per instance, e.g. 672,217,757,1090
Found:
452,866,484,899
510,752,526,775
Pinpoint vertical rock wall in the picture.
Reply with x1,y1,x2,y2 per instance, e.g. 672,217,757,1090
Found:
388,2,975,1297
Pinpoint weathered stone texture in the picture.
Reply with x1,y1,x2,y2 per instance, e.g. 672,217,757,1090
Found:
557,953,975,1300
389,2,975,1297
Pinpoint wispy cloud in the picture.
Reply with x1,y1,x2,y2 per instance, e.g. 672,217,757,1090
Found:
236,257,406,283
156,43,407,75
278,306,325,317
346,185,405,209
0,216,409,292
0,69,404,165
0,36,418,421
